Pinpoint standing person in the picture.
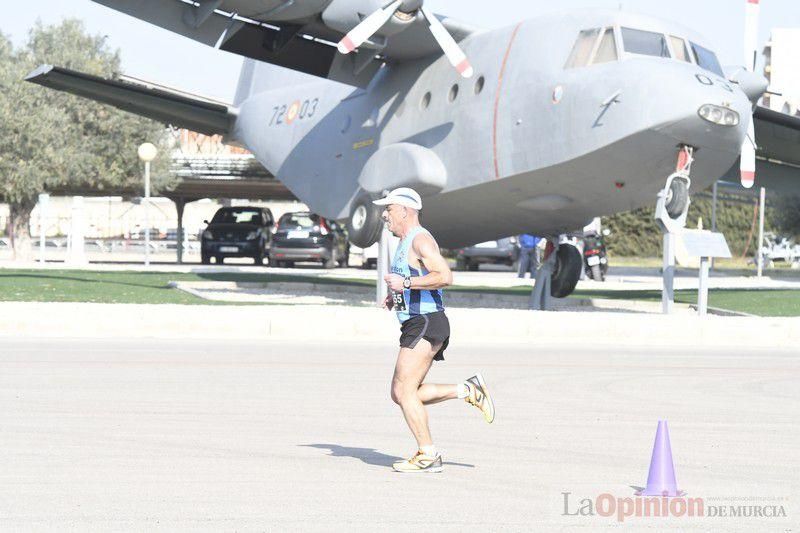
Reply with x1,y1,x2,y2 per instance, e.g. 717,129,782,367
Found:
517,233,541,278
374,187,495,474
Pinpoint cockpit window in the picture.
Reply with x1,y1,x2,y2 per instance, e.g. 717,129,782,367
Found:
690,42,724,76
594,28,618,64
621,28,670,58
670,36,691,63
565,28,600,69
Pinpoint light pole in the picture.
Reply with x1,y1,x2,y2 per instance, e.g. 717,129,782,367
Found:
757,186,766,278
137,143,158,267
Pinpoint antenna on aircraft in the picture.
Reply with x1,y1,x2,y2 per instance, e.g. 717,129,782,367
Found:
739,0,760,188
337,0,473,78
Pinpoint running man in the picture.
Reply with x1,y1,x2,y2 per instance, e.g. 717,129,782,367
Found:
373,187,494,474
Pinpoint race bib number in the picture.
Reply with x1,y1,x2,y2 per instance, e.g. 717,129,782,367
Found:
391,290,407,312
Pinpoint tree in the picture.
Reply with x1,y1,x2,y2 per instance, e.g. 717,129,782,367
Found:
602,190,777,258
772,194,800,240
0,20,173,261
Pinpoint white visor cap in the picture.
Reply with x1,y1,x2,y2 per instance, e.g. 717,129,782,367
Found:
372,187,422,210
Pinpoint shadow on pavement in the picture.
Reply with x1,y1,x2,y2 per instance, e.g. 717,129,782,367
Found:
300,443,475,468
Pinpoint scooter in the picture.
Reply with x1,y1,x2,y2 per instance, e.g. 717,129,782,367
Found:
583,229,610,281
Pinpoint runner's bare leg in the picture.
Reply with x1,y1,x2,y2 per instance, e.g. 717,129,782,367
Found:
418,383,458,405
391,340,441,447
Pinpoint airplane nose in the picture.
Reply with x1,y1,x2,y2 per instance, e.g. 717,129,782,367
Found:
653,77,752,156
726,67,769,103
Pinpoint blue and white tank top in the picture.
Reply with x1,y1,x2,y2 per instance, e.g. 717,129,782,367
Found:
391,226,445,323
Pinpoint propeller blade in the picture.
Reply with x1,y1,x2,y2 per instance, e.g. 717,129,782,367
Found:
337,0,402,54
420,6,473,78
744,0,760,71
740,118,756,188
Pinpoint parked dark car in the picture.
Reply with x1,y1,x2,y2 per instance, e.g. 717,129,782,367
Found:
270,212,348,268
201,207,274,265
455,237,519,271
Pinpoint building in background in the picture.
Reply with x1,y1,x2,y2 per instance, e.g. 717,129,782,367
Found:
763,28,800,116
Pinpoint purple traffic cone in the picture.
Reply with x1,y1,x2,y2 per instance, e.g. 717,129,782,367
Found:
637,420,684,497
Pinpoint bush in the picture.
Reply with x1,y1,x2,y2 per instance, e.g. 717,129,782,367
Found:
602,192,777,258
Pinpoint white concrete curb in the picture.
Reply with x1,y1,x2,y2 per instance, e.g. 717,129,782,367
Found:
1,302,798,349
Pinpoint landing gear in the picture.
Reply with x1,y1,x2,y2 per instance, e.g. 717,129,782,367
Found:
665,178,689,219
347,193,383,248
529,238,582,309
549,241,582,298
655,145,694,314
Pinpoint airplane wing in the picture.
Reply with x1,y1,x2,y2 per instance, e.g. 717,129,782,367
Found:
25,64,235,136
754,105,800,167
722,106,800,193
90,0,478,87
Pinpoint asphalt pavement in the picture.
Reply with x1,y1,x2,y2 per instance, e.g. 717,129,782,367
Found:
0,339,797,531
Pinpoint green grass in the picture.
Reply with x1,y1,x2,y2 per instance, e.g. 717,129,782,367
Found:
0,268,797,316
607,256,800,274
569,288,800,317
0,269,371,306
446,284,800,316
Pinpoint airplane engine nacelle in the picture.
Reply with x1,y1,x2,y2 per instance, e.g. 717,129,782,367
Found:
323,0,418,38
358,143,447,196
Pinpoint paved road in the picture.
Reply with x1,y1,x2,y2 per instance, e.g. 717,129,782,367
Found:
0,339,797,531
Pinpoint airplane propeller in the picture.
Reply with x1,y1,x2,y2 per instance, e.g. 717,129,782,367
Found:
337,0,473,78
740,0,760,189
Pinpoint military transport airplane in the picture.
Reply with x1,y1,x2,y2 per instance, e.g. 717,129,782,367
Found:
26,0,800,297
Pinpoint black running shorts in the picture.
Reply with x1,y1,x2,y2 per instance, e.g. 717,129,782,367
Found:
399,311,450,361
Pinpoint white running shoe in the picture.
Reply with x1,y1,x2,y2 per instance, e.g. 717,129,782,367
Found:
392,451,443,473
465,373,495,423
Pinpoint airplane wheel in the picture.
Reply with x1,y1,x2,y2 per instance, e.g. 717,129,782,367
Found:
347,194,383,248
665,179,689,219
550,243,582,298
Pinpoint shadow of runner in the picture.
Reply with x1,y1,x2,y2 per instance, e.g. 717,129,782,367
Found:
300,444,474,468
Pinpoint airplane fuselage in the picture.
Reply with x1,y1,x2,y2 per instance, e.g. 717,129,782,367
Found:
233,9,751,247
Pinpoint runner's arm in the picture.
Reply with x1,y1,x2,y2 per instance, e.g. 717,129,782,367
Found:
409,233,453,290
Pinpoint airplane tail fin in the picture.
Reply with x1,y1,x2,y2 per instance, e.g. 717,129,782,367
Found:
25,64,236,136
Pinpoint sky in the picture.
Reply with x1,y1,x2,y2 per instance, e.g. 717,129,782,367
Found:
4,0,800,102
